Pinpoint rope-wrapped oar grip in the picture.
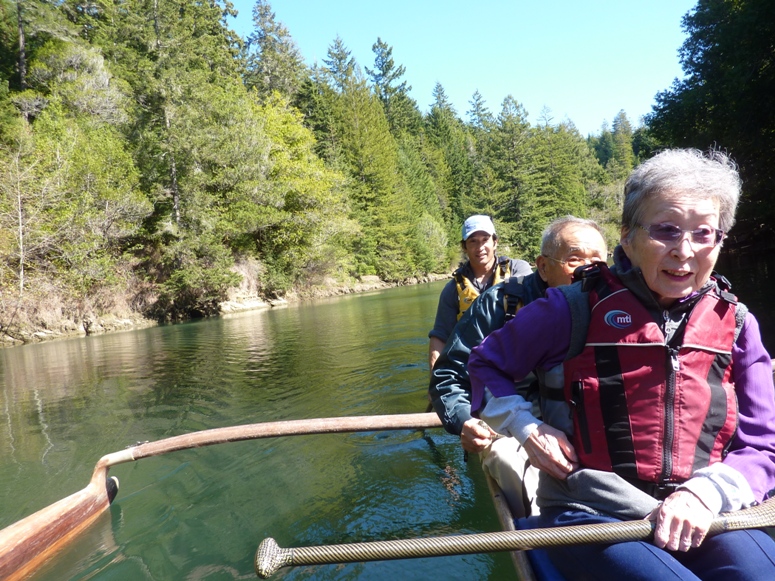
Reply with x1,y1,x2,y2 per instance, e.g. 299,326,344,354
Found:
255,520,655,578
709,496,775,534
254,497,775,578
255,538,295,578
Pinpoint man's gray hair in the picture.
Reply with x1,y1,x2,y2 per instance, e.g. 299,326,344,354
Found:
540,216,605,256
622,149,741,242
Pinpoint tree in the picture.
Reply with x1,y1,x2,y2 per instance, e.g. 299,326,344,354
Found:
604,110,635,180
0,32,149,304
631,124,662,162
28,41,129,125
0,105,150,324
467,90,493,131
0,78,24,144
10,0,78,92
82,0,247,230
588,120,614,169
321,35,355,92
647,0,775,231
0,0,18,87
425,82,473,231
365,37,421,135
485,95,537,252
220,94,351,292
244,0,307,100
464,91,500,233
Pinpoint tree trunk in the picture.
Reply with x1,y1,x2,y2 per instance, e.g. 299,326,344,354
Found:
16,0,27,90
164,110,180,227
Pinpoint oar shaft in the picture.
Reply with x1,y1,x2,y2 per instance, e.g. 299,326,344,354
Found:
107,412,443,466
256,520,653,576
255,496,775,578
256,520,653,578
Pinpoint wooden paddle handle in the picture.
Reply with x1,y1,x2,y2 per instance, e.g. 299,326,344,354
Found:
104,412,443,464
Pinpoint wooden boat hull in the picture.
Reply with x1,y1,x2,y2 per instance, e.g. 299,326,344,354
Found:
482,468,537,580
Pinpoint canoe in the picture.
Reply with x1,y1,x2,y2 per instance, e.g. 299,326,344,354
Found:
482,467,537,580
0,410,535,580
3,359,775,579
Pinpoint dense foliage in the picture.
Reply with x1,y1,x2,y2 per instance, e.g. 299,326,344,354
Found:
3,0,750,340
647,0,775,243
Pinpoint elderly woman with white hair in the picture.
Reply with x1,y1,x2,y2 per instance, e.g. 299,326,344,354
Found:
468,149,775,579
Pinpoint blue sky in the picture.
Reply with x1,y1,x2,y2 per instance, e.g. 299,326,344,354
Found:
227,0,698,137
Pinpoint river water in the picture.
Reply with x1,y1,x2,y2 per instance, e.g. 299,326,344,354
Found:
1,253,773,581
1,281,514,580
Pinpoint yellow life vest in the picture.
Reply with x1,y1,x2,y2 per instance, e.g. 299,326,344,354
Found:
453,258,510,320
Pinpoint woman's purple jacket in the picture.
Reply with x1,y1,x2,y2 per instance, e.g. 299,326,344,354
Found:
468,278,775,502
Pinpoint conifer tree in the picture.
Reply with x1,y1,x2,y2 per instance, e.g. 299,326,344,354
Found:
648,0,775,230
588,121,614,172
365,37,421,135
465,90,499,224
244,0,307,100
322,35,355,92
609,109,634,178
9,0,78,92
425,82,473,233
467,90,493,131
487,95,535,249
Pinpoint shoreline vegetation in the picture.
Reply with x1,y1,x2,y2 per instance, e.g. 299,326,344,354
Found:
2,2,772,349
0,270,449,348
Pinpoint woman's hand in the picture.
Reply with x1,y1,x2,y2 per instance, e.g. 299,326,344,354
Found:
651,489,714,552
523,424,578,479
460,418,495,453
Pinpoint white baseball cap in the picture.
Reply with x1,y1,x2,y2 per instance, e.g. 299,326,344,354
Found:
462,215,496,241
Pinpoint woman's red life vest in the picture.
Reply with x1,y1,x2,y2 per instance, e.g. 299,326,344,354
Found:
564,267,739,485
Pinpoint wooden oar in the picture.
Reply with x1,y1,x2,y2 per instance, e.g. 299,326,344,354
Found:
0,412,442,581
255,495,775,578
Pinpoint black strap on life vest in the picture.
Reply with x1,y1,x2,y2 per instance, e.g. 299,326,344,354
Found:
573,261,605,291
502,275,528,322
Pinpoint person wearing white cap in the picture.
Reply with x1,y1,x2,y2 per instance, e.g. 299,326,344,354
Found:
429,216,608,520
427,214,531,371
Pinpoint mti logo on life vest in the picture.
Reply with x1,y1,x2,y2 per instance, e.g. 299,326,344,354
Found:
604,310,632,329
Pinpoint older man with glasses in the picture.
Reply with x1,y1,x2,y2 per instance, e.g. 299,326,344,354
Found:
429,215,608,516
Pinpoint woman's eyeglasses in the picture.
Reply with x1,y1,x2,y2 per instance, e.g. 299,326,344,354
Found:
638,223,725,247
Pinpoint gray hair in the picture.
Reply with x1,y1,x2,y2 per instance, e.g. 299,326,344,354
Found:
540,215,605,256
622,149,741,242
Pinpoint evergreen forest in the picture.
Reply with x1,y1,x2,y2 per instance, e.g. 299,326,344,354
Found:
0,0,772,343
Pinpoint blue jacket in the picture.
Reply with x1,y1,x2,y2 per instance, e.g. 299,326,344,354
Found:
429,272,547,434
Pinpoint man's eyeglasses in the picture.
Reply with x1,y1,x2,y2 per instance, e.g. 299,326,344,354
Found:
638,223,725,247
542,255,595,269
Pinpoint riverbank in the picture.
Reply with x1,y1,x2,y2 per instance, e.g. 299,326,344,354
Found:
0,272,450,349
